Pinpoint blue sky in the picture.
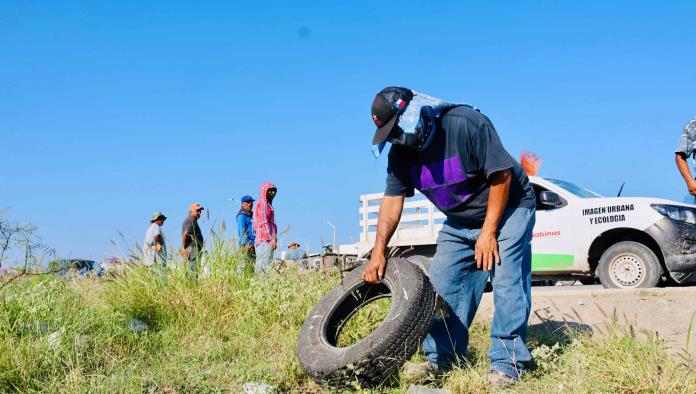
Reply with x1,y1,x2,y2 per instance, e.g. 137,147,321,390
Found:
1,1,695,262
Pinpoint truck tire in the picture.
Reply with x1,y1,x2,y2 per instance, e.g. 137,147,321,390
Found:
296,257,436,389
597,241,662,289
404,254,432,275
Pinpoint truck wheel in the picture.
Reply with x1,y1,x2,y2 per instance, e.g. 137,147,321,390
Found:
296,257,436,389
597,241,662,289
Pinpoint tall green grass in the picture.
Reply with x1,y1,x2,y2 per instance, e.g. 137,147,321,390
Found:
1,240,695,393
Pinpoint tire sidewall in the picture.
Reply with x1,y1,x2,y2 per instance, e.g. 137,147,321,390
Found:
598,241,661,289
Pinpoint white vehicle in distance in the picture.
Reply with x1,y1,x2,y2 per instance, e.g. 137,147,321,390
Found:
340,176,696,289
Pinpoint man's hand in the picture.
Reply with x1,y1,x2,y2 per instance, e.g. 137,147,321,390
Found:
676,153,696,195
688,179,696,196
475,231,500,272
270,240,277,249
362,253,387,284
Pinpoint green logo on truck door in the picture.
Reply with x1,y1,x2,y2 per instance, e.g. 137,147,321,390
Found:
532,253,574,270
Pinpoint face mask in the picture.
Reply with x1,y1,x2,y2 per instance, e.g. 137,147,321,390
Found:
389,106,439,151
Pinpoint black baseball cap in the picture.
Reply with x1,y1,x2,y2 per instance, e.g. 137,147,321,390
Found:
371,87,414,145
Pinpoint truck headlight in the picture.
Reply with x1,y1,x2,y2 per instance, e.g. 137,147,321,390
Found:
651,204,696,224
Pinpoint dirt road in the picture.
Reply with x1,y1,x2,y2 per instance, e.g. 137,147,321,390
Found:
475,286,696,354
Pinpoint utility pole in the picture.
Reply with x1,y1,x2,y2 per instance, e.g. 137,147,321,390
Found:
327,222,336,254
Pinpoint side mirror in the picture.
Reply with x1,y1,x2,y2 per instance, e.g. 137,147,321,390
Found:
539,191,563,207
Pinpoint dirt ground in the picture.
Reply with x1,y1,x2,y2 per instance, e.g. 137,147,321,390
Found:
475,286,696,354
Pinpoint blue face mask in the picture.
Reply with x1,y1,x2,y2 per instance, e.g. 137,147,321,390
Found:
389,105,440,151
372,91,471,158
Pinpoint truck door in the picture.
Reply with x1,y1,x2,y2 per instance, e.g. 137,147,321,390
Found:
531,183,577,273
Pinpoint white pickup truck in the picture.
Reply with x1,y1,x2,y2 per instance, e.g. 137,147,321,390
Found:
340,176,696,289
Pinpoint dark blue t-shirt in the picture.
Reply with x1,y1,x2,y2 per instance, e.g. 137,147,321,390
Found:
385,105,535,228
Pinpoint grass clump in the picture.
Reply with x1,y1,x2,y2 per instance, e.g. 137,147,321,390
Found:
336,297,392,348
1,243,338,393
1,241,695,393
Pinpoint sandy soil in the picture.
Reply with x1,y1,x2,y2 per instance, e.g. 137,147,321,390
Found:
475,286,696,354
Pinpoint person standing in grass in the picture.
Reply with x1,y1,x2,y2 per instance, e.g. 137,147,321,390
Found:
286,241,306,260
181,203,205,272
675,117,696,201
253,182,277,275
285,241,307,270
236,195,256,259
143,211,167,266
361,87,536,389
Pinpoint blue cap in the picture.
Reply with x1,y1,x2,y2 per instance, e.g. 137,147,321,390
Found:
241,195,254,203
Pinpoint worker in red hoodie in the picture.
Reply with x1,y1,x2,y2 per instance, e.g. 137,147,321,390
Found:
252,182,278,275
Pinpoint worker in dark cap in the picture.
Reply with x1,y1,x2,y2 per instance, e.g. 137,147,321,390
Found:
363,87,536,389
236,195,256,259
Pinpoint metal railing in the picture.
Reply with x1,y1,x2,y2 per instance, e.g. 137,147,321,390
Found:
358,191,445,246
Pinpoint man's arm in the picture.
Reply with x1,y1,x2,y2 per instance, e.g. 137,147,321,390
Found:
362,195,404,284
270,227,277,249
255,203,276,248
154,234,163,253
476,169,511,271
260,205,277,248
676,153,696,196
236,215,246,242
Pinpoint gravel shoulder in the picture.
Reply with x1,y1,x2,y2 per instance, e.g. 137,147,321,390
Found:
475,286,696,354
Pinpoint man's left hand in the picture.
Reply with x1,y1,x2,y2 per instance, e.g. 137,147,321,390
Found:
475,231,500,272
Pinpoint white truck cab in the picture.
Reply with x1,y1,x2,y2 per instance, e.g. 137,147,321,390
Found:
341,176,696,289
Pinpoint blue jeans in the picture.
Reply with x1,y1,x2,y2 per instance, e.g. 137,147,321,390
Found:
255,242,274,275
422,206,535,380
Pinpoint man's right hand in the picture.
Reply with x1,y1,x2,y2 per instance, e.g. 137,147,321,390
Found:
362,253,387,284
688,179,696,196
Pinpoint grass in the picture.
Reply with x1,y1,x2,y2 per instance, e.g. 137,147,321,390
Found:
1,242,695,393
336,297,392,348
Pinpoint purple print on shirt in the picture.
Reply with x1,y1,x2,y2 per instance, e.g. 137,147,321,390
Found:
410,156,474,209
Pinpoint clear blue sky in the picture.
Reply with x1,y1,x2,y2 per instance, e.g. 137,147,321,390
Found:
1,1,695,262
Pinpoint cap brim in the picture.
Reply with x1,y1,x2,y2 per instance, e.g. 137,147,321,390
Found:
371,114,399,145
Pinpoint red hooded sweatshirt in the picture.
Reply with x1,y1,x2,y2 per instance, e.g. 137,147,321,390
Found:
253,182,277,246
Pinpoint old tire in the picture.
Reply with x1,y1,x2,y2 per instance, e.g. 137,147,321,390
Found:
597,241,662,289
404,254,432,275
296,257,436,388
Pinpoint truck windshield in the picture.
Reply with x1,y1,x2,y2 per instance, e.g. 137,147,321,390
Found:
546,178,603,198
